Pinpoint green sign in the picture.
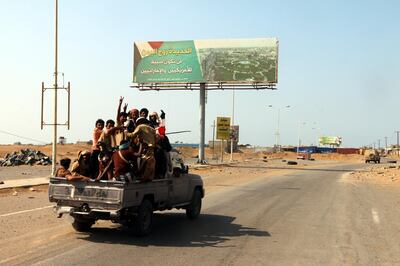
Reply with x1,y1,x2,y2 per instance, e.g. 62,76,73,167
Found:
133,38,278,84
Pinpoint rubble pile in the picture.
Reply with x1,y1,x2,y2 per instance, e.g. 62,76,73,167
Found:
348,164,400,185
0,149,52,166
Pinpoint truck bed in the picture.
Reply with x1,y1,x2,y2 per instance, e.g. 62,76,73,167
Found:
49,174,203,213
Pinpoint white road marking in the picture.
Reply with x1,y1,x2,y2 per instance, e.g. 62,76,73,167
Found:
0,205,53,218
371,208,380,224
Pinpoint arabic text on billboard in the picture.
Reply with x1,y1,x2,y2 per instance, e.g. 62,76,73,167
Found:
133,38,278,84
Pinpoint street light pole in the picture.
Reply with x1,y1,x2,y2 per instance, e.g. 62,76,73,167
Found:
276,108,280,149
311,122,319,146
297,121,306,155
268,105,290,152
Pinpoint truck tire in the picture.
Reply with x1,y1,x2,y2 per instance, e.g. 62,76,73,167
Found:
186,190,202,220
72,218,93,232
133,199,153,236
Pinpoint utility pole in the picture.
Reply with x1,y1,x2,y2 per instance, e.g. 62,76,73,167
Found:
52,0,59,176
41,0,71,176
384,136,388,149
395,131,400,148
378,139,381,150
268,105,290,152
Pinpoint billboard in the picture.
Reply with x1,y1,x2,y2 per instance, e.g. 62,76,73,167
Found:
319,136,342,146
133,38,278,84
230,125,239,142
216,117,231,140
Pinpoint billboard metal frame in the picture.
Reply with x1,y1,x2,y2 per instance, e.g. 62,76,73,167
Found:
131,82,276,91
132,38,278,163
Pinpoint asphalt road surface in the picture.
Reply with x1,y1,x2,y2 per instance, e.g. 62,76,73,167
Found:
1,162,400,265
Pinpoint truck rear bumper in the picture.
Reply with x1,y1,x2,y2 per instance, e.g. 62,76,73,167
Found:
54,205,119,219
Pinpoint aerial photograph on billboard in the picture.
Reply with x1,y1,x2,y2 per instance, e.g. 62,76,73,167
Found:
196,38,278,83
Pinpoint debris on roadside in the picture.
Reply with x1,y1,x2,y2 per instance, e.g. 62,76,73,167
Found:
0,149,52,167
346,164,400,186
12,190,18,196
0,181,4,185
287,161,298,165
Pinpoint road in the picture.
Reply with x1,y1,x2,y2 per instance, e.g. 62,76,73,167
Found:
1,161,400,265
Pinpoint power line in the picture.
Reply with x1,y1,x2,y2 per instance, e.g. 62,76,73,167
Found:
0,129,48,145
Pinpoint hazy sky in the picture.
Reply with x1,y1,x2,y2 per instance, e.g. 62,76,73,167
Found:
0,0,399,147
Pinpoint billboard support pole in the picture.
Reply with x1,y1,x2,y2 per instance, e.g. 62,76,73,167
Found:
230,89,235,162
198,83,206,164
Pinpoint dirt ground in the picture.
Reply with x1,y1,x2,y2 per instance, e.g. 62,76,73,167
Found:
0,143,92,159
344,162,400,187
2,144,400,189
0,143,365,163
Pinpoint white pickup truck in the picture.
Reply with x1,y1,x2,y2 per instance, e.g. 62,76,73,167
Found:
49,166,204,236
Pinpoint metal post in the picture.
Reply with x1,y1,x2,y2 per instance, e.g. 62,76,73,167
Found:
378,139,381,150
67,82,71,130
385,136,388,149
41,82,44,130
276,108,280,151
221,140,224,163
51,0,58,176
212,120,215,160
198,83,206,164
230,89,235,161
297,121,305,155
268,105,289,152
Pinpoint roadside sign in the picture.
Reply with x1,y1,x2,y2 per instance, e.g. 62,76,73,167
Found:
230,125,239,142
216,117,231,140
